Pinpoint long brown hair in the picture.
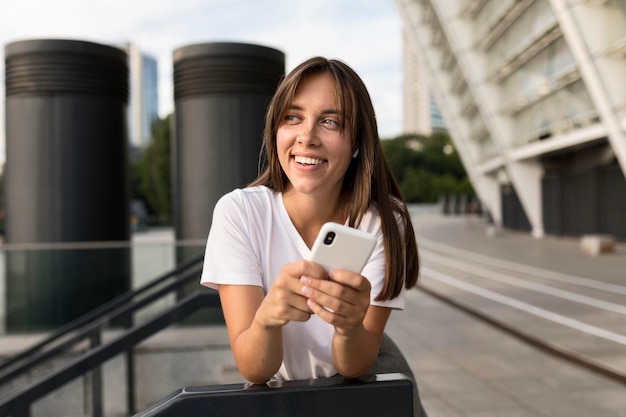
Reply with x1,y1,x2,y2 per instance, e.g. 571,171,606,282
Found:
250,57,419,300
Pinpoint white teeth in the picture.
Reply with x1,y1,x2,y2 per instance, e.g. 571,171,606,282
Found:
294,156,323,165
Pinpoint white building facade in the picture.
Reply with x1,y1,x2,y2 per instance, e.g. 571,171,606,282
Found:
395,0,626,240
403,33,433,135
403,32,447,135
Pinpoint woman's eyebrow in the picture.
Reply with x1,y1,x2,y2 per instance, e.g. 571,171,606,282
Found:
285,104,341,115
321,108,341,116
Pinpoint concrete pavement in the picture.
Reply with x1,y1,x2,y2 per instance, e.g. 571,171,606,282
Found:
386,212,626,417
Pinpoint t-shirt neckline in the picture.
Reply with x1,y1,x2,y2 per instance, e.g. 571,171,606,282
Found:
275,191,312,259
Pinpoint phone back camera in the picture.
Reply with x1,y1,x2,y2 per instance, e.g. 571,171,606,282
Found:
323,231,336,245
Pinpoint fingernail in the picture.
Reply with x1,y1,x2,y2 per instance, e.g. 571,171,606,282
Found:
301,286,312,296
300,276,311,284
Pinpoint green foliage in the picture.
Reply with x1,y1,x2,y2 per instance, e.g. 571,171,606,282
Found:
381,131,473,203
131,115,172,222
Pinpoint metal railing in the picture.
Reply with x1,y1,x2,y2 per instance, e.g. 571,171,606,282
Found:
0,253,219,417
132,373,414,417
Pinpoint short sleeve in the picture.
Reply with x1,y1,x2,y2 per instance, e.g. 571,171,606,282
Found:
200,191,263,289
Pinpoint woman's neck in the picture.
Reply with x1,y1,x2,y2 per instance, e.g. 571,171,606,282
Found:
282,187,347,248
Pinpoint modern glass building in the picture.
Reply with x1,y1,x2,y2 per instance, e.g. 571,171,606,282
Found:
395,0,626,240
125,43,159,151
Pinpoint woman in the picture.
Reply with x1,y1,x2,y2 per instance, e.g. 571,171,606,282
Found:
201,57,426,416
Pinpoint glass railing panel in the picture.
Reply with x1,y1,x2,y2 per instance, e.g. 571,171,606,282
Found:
0,230,206,337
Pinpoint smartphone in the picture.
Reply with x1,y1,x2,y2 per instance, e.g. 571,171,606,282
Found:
309,222,377,273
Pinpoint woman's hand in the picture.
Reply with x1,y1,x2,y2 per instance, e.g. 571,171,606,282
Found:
300,269,371,336
300,270,390,378
254,260,328,328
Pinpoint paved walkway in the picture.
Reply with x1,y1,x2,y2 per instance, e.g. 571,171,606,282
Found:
386,213,626,417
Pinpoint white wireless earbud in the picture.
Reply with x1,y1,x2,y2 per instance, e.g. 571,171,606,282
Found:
352,148,359,158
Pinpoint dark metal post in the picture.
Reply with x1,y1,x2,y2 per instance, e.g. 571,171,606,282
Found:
126,350,136,415
4,39,131,331
89,331,103,417
172,42,285,245
171,42,284,322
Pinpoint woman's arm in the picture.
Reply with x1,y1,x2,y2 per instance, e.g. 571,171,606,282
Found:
331,305,390,378
219,260,327,384
219,285,282,384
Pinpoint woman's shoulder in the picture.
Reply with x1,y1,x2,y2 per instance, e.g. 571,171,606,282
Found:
358,204,382,234
234,185,279,203
215,185,279,216
358,199,406,234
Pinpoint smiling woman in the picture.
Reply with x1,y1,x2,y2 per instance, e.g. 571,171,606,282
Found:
200,57,427,416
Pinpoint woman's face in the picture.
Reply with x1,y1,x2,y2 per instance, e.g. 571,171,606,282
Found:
276,72,353,199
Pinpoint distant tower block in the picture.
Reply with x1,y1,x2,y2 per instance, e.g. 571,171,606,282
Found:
4,39,131,330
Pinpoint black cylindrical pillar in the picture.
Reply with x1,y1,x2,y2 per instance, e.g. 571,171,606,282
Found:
4,39,131,330
172,42,285,244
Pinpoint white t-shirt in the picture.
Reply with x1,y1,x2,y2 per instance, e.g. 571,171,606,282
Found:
200,185,405,380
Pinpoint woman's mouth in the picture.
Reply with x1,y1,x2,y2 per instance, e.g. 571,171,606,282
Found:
294,155,324,166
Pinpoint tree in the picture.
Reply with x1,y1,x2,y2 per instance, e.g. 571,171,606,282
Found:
131,115,172,224
381,133,428,183
381,131,473,203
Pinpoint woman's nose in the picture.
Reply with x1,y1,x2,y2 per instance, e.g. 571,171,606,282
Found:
297,121,318,145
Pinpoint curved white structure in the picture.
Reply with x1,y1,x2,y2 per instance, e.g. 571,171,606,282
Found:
395,0,626,240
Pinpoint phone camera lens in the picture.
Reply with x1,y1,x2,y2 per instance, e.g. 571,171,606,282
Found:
323,231,336,245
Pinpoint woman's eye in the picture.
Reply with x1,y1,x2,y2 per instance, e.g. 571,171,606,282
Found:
284,114,299,123
321,119,340,128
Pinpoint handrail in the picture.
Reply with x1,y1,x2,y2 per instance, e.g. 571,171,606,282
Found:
0,259,205,386
0,253,204,375
0,291,221,417
132,373,414,417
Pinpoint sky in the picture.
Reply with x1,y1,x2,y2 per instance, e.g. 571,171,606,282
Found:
0,0,405,166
